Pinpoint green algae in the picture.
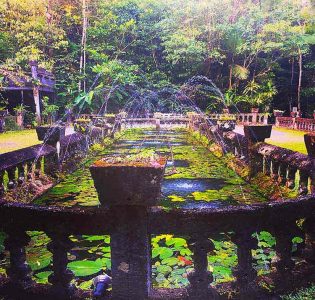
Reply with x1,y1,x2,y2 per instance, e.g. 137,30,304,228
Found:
168,195,185,202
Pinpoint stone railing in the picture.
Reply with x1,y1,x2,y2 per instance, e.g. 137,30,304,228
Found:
0,194,315,299
220,130,314,195
0,128,104,198
208,113,269,125
121,114,189,130
0,117,315,299
192,112,314,196
276,117,315,131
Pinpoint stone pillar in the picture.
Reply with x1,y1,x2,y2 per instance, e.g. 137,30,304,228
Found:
90,157,166,299
111,206,151,299
244,125,272,179
155,118,161,131
29,61,41,124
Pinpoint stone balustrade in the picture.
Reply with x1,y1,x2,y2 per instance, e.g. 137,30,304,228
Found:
276,117,315,131
1,195,315,299
0,117,315,299
208,113,269,125
195,117,315,195
0,128,104,198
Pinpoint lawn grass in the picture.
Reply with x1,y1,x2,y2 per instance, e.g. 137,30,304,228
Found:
0,130,41,154
266,127,308,155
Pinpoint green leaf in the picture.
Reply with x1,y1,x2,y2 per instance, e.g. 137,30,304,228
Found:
157,265,172,275
68,259,105,277
152,247,174,259
34,271,53,284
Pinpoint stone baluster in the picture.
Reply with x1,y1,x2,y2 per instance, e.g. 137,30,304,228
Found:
263,156,271,176
44,153,59,177
272,223,296,280
304,133,314,194
26,161,33,180
111,206,151,299
286,166,297,189
232,229,258,298
7,167,16,189
271,160,280,182
35,158,42,178
187,235,218,299
249,153,263,178
302,217,315,265
0,170,4,196
17,164,26,185
278,163,287,185
298,170,309,195
4,229,32,288
47,232,75,298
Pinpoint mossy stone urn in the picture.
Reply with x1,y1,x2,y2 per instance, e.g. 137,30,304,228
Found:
36,125,65,144
90,156,167,206
244,124,272,143
304,133,315,158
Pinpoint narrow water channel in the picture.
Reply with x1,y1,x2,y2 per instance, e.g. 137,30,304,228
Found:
0,129,278,291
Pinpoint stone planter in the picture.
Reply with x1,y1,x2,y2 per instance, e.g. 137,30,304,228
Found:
0,110,8,133
223,108,230,114
251,108,259,113
90,156,167,206
313,113,315,120
36,126,65,144
244,125,272,143
153,112,163,119
273,110,284,117
16,111,24,128
304,133,315,158
74,119,91,134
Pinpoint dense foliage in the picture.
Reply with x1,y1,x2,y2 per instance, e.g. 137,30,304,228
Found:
0,0,314,114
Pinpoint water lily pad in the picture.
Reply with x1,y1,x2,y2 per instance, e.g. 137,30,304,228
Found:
68,259,105,277
34,271,53,284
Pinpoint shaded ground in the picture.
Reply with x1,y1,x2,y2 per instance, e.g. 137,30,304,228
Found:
235,126,308,154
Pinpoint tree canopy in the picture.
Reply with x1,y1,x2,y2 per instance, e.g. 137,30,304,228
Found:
0,0,314,115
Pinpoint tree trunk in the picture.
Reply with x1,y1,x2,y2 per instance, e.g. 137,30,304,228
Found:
297,48,302,112
79,0,88,93
229,65,233,89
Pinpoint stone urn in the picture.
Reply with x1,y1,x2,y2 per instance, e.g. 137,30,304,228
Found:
304,133,315,158
74,119,91,134
244,125,272,143
90,156,167,206
223,108,230,114
251,108,259,113
36,125,65,144
273,110,284,117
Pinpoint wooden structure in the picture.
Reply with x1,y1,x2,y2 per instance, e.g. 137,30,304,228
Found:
0,61,55,123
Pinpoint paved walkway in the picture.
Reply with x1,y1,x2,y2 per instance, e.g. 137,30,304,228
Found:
234,125,308,154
